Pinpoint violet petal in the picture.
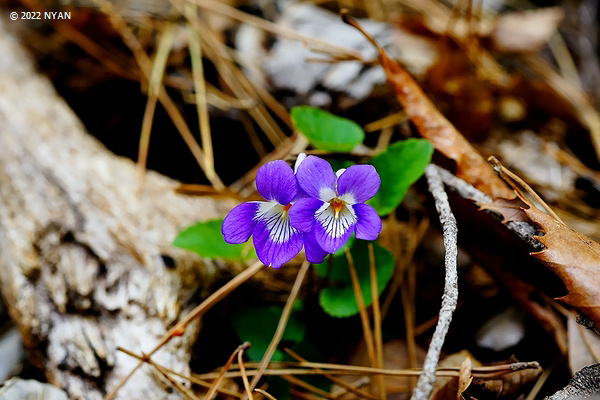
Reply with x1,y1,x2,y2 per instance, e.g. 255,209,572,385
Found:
337,164,380,204
303,231,328,264
314,206,356,253
255,160,298,205
353,203,382,241
296,156,336,201
289,197,324,232
252,215,303,268
222,202,260,244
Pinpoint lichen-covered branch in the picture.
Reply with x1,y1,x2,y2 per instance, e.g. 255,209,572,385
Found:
0,18,237,400
410,165,459,400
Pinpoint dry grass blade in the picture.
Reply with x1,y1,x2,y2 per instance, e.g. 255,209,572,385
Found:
285,348,378,400
150,359,202,400
345,248,377,370
189,0,363,60
195,360,541,380
368,243,386,400
206,343,249,400
238,342,254,400
230,134,302,192
117,347,242,397
104,261,264,400
245,260,311,397
365,112,408,132
524,362,555,400
381,217,428,318
254,389,278,400
186,3,218,187
94,0,225,190
487,156,565,224
402,266,418,390
283,375,334,398
171,0,287,147
137,22,176,193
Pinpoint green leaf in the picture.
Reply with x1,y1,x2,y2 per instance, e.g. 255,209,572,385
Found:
315,241,395,318
291,106,364,152
369,139,434,216
173,219,255,262
231,304,306,361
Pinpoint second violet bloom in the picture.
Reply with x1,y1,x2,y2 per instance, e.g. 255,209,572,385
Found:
290,156,383,254
222,160,327,268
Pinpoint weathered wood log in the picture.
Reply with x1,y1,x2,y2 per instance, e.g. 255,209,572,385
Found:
0,18,237,399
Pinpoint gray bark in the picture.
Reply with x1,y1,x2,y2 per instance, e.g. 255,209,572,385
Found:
546,364,600,400
0,18,235,399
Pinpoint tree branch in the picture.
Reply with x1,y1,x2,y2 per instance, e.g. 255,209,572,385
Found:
410,164,459,400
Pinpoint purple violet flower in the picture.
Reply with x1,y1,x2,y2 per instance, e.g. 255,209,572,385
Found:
290,155,382,254
222,160,327,268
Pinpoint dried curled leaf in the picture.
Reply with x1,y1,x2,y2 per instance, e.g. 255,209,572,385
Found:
433,353,540,400
341,12,512,198
470,362,542,398
479,196,530,223
457,356,473,399
525,207,600,328
378,44,515,199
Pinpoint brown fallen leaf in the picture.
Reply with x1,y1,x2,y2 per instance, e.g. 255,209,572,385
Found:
525,206,600,329
457,356,473,399
433,352,540,399
479,196,530,223
469,359,542,398
340,12,514,199
432,350,480,400
381,50,516,199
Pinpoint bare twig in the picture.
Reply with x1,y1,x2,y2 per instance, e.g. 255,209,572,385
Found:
410,164,459,400
432,165,543,251
245,260,311,397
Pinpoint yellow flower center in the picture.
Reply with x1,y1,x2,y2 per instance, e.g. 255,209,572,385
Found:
330,198,345,219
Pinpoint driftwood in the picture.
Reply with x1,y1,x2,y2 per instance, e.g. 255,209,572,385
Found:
0,18,237,399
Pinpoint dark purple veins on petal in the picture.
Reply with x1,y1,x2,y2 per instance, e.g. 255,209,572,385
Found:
222,202,260,244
